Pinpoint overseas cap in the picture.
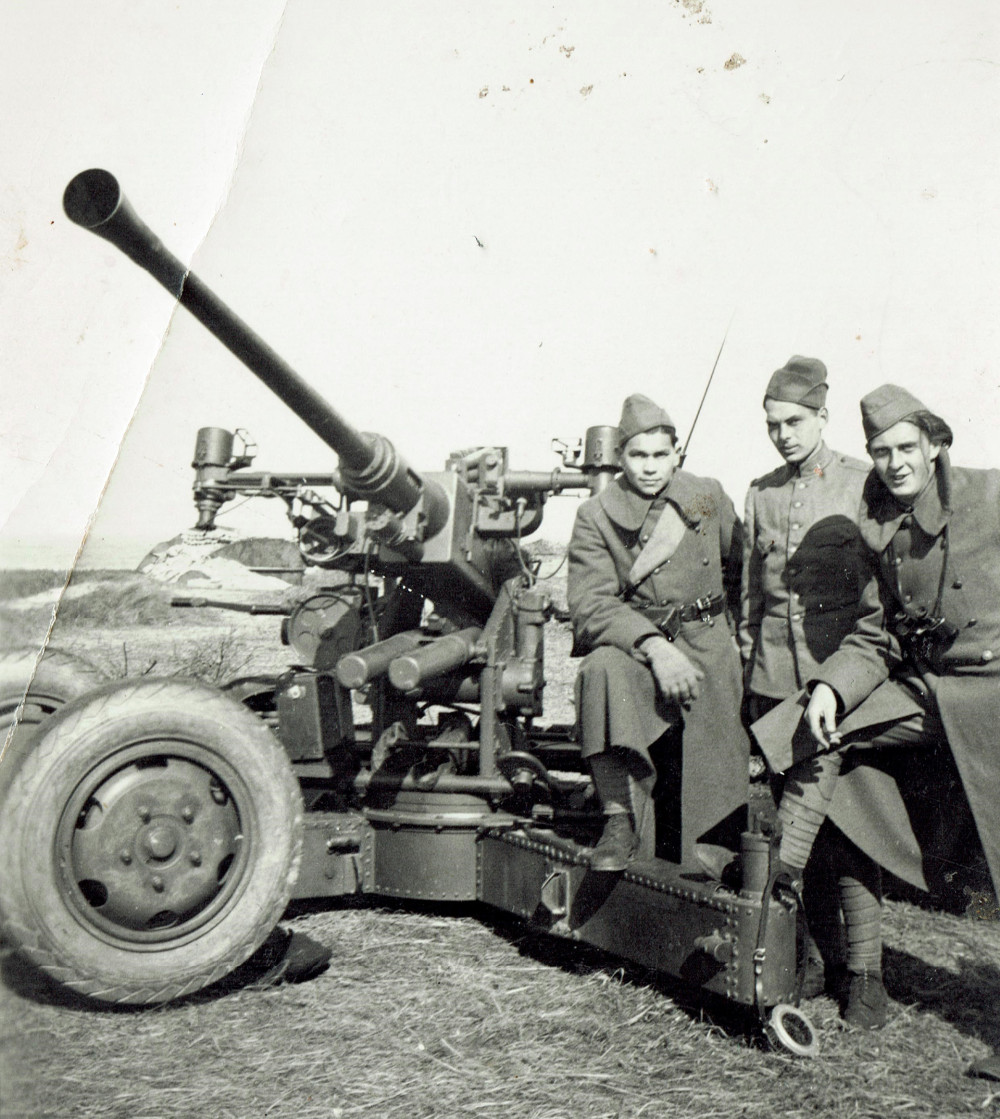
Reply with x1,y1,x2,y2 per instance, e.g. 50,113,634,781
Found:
764,356,828,409
860,383,929,442
617,394,675,445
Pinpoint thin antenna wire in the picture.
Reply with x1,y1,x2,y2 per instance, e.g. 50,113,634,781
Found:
680,311,736,466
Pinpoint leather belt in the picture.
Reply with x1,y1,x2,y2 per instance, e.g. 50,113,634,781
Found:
675,594,726,623
635,594,725,640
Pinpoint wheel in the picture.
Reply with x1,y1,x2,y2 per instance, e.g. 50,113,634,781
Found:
0,646,106,756
0,646,108,802
0,677,303,1005
763,1003,820,1058
221,675,279,711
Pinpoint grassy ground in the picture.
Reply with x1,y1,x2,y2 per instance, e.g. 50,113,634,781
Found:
3,901,1000,1118
2,570,1000,1117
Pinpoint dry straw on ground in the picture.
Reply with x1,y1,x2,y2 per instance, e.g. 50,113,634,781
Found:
2,900,1000,1118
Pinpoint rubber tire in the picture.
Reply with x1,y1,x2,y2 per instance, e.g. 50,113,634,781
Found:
0,677,303,1005
0,646,106,760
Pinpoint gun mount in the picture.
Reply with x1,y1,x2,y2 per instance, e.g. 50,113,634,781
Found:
0,171,816,1057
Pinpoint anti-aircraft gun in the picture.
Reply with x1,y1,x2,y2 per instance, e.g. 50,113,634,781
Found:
0,170,817,1055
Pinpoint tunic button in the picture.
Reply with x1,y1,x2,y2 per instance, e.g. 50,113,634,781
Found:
904,594,912,603
797,483,806,489
702,557,710,566
983,650,994,663
793,501,803,508
894,557,903,567
791,523,801,530
641,534,649,542
953,579,963,589
968,618,978,627
792,613,802,621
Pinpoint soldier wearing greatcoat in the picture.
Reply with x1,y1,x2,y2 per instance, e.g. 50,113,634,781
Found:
739,356,881,1017
568,393,749,872
754,382,1000,1035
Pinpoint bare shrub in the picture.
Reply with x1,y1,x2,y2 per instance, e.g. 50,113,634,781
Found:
171,629,254,684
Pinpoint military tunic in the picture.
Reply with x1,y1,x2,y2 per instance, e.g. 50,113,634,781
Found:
568,471,750,863
740,442,871,698
756,462,1000,899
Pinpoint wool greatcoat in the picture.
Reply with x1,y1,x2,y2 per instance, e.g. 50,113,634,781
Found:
568,471,750,864
740,442,871,699
753,460,1000,900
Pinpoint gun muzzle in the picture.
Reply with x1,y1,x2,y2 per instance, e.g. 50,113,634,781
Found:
63,169,447,534
335,630,426,690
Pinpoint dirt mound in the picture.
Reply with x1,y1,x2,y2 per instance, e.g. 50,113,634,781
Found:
138,531,298,590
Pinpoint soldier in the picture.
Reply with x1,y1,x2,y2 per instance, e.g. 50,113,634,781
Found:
740,357,870,708
739,356,876,1008
568,393,749,872
755,383,1000,1031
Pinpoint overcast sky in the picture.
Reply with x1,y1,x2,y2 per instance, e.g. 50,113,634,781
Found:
2,2,998,571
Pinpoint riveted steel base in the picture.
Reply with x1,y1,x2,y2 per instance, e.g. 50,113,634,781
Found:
290,806,797,1011
292,812,365,899
478,826,797,1009
362,792,506,903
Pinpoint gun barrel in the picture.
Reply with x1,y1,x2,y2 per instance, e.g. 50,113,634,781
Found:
502,470,593,496
63,169,440,522
170,596,290,615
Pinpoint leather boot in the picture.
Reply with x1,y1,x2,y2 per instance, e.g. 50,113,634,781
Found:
843,969,888,1029
694,843,741,889
590,813,637,872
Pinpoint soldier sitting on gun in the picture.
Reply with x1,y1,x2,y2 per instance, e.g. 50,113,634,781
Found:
568,393,750,872
755,383,1000,1031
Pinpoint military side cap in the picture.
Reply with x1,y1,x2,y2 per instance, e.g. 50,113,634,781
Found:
764,356,828,409
860,383,929,442
617,394,675,444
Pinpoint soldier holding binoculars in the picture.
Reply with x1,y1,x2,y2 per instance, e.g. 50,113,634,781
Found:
755,383,1000,1035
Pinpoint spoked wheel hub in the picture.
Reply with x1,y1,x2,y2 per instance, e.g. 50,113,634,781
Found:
58,743,251,945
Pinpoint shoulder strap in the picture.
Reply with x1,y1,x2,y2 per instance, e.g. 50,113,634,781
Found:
623,503,687,594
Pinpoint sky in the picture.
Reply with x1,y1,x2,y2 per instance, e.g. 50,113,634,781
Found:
2,1,999,572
